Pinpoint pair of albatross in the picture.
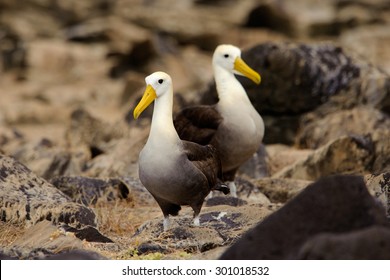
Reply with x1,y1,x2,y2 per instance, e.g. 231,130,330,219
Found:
133,44,264,230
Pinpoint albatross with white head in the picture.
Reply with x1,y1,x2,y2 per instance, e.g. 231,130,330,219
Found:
134,71,229,231
174,44,264,197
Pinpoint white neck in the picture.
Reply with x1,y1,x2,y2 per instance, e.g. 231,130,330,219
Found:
213,64,252,105
148,88,181,147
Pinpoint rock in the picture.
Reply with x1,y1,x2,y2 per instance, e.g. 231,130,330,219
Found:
296,107,390,174
266,144,313,175
41,249,107,260
243,0,390,38
137,243,168,255
371,130,390,174
237,144,269,179
240,42,361,115
11,138,85,180
131,204,273,255
0,127,25,154
0,27,26,78
234,177,271,205
274,136,374,181
0,98,70,125
0,220,107,259
0,154,96,228
243,2,295,36
365,173,390,218
66,108,129,158
50,176,131,206
220,175,389,259
261,115,301,145
297,226,390,260
205,197,247,207
296,106,390,149
252,178,311,204
341,24,390,75
118,176,156,206
59,224,113,243
27,39,110,83
114,0,257,51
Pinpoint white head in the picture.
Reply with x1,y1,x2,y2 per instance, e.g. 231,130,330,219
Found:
133,71,173,119
145,71,172,98
212,44,261,84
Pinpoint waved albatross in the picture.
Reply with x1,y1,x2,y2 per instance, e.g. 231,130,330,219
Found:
133,71,229,231
174,44,264,197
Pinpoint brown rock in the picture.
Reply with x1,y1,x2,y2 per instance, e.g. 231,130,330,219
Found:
365,173,390,217
274,136,374,181
296,107,390,149
253,178,311,204
297,226,390,260
341,25,390,75
0,154,96,228
50,175,131,206
220,175,389,259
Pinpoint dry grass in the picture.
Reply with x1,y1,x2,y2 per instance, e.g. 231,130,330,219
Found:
0,221,26,247
89,198,163,259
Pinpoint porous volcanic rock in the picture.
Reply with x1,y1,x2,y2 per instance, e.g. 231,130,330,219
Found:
220,175,389,259
0,154,96,228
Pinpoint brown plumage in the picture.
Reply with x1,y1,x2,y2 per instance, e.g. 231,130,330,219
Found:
174,44,264,197
133,71,228,231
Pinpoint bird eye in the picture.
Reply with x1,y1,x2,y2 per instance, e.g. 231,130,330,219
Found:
158,79,164,84
224,54,229,58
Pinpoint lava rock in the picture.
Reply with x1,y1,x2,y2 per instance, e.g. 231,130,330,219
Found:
274,136,374,181
220,175,388,259
365,172,390,218
296,107,390,149
297,226,390,260
50,176,130,205
60,224,113,243
0,154,96,228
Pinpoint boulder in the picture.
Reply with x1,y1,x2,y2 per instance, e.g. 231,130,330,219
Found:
365,172,390,218
11,138,86,180
66,108,129,158
296,106,390,149
0,154,96,228
50,175,131,206
0,221,108,259
341,24,390,75
252,178,311,204
274,136,374,181
220,175,389,259
297,226,390,260
295,106,390,174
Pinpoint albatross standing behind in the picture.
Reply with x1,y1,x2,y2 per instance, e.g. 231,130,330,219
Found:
133,71,229,231
174,44,264,197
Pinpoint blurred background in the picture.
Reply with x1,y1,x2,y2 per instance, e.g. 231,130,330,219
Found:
1,0,389,143
1,0,390,260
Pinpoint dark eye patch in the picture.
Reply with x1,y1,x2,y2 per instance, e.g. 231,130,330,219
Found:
224,54,229,58
158,79,164,84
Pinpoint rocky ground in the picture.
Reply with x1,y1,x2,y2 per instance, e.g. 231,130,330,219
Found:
0,0,390,260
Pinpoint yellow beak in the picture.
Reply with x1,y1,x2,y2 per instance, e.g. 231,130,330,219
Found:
234,57,261,85
133,84,157,119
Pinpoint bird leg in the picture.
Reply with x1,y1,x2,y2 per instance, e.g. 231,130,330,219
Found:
193,215,200,227
163,216,170,231
228,181,237,197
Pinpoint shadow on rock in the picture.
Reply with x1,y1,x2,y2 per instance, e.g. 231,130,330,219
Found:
220,175,389,259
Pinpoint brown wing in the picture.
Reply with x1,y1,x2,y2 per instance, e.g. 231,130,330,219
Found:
182,140,222,188
174,105,222,145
